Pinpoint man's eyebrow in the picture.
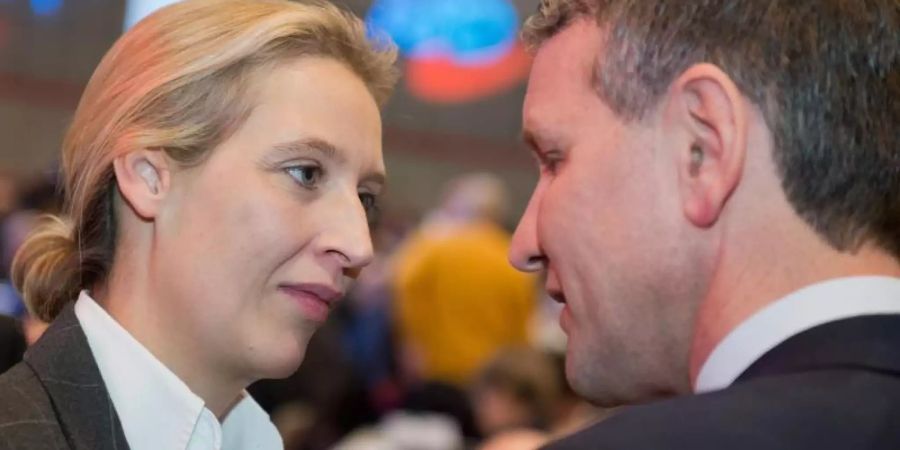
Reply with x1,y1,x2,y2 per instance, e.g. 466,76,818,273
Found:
271,137,345,163
361,171,387,190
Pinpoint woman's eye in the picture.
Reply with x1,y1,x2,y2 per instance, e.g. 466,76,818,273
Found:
359,192,379,219
285,165,322,188
359,192,376,211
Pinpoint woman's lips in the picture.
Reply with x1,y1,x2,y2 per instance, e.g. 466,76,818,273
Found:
279,283,342,322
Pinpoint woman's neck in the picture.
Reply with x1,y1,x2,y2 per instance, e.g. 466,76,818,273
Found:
94,268,247,418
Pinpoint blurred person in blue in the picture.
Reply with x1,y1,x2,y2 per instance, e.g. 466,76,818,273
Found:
509,0,900,448
0,172,29,372
0,210,42,373
0,0,397,449
340,224,408,412
0,170,20,250
0,170,23,317
0,171,62,319
0,172,63,368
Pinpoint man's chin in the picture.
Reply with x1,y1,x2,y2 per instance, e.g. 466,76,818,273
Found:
567,360,683,407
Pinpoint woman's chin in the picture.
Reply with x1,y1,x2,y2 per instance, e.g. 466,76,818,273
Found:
252,339,309,379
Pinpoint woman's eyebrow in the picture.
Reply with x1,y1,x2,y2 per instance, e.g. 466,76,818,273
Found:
271,137,345,164
270,137,386,188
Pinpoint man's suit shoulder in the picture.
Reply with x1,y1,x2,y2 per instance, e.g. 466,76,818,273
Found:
547,369,900,449
0,362,68,449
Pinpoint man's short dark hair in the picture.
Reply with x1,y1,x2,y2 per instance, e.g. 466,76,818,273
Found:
524,0,900,257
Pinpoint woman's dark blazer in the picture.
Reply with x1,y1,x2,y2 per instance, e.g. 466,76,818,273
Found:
0,303,128,450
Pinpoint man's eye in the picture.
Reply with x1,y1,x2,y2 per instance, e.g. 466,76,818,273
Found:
543,158,561,175
541,150,563,175
285,165,322,188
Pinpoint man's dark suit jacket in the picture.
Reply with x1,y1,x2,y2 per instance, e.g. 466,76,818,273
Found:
0,304,128,450
547,314,900,449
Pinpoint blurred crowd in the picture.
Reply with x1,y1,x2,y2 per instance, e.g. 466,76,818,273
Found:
0,167,605,450
0,168,59,363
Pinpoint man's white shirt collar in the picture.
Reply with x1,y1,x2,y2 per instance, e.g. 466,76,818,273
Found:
74,291,282,450
695,276,900,393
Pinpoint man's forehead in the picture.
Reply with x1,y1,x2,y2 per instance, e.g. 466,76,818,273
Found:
555,17,602,46
534,18,602,75
524,19,602,132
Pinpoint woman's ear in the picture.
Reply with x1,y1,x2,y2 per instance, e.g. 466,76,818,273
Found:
112,149,171,220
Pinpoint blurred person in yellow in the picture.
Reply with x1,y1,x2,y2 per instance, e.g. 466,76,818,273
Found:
393,173,537,387
0,1,397,449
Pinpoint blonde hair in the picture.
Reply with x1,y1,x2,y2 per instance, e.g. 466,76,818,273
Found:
12,0,398,322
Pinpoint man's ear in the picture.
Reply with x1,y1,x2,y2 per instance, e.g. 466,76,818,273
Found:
112,149,171,220
667,63,749,228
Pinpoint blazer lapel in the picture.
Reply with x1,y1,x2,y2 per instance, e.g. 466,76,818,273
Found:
24,303,129,450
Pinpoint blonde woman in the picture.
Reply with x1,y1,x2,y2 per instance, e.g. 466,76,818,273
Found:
0,0,397,448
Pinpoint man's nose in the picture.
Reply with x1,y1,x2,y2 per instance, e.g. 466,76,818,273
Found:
509,188,546,273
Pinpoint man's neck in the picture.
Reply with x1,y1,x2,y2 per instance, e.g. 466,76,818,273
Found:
689,240,900,385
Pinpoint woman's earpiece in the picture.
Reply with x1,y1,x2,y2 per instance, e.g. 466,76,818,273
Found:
138,162,160,195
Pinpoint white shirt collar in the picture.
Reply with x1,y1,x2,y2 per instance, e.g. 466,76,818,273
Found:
74,291,282,450
694,276,900,393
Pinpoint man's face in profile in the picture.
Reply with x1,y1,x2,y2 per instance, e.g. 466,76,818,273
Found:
510,19,701,405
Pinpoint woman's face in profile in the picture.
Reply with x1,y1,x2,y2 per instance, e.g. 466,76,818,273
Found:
153,56,385,380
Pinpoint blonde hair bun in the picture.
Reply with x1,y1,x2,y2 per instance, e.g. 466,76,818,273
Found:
11,215,79,322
